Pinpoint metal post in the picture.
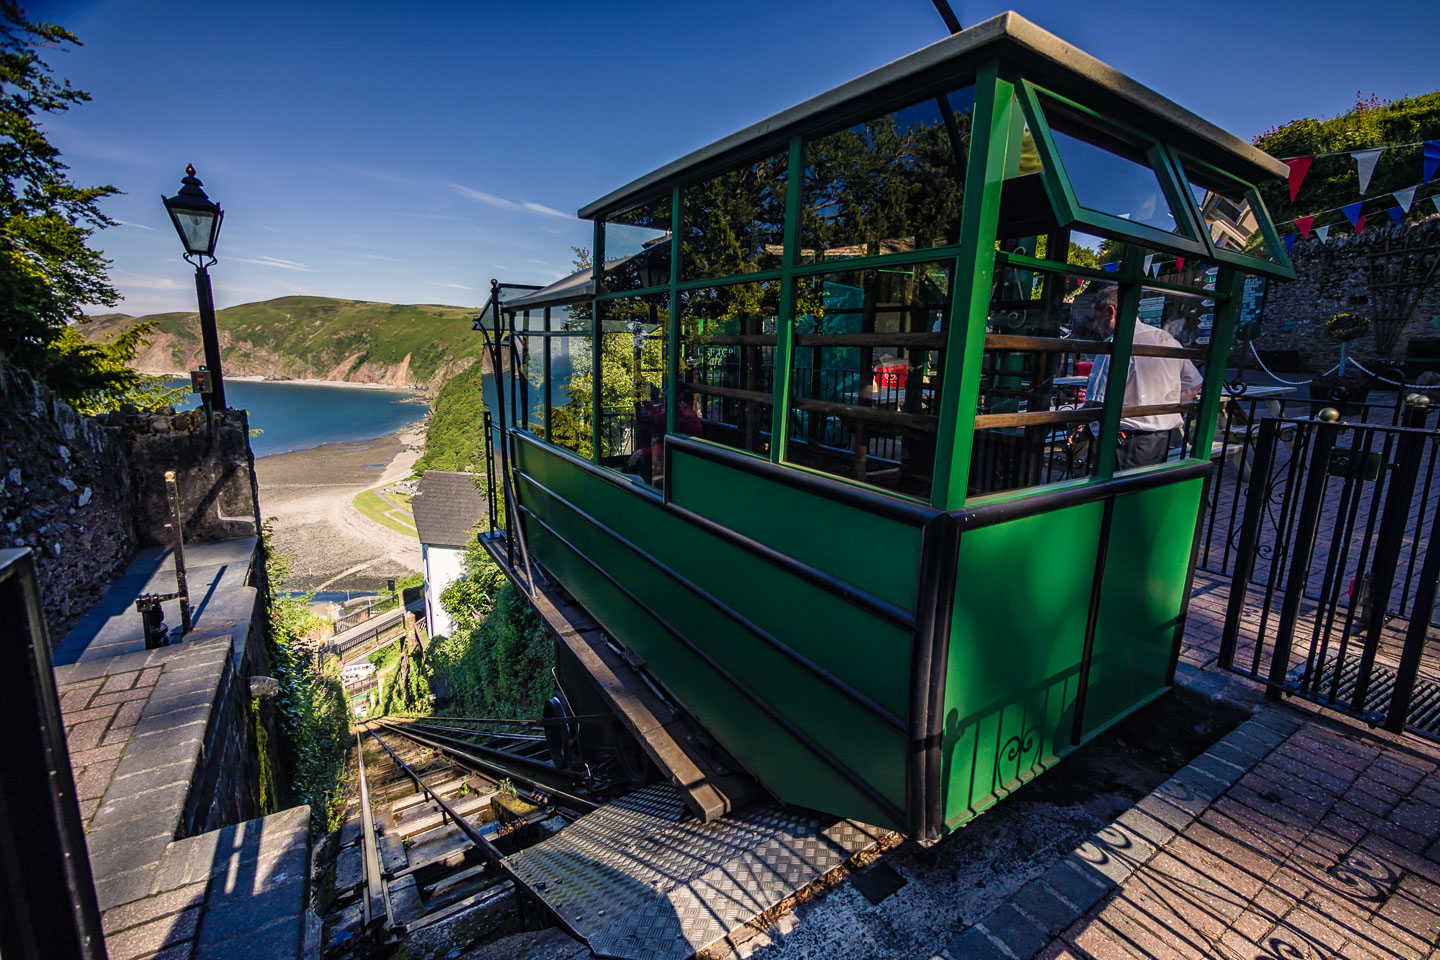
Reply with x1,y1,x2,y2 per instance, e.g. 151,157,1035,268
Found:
1386,469,1440,733
1267,417,1341,695
164,470,192,634
1351,411,1429,713
0,549,109,960
1219,417,1278,670
194,265,226,410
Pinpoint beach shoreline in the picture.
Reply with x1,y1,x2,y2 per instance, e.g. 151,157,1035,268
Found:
149,371,430,393
254,423,426,593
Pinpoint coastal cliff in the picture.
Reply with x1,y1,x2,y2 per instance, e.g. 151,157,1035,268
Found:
82,295,481,391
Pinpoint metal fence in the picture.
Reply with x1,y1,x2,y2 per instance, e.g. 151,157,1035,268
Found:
0,549,108,960
1218,405,1440,740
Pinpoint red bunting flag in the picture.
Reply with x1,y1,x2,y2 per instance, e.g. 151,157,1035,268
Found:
1284,156,1314,201
1355,215,1367,236
1295,215,1315,239
1175,257,1185,274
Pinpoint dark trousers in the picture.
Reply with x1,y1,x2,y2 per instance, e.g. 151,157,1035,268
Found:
1115,429,1171,470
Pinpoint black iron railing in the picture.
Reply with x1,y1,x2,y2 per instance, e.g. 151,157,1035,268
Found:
1218,403,1440,740
0,549,109,960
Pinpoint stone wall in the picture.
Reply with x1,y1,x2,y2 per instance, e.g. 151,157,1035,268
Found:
0,354,264,644
117,407,262,548
0,360,135,642
1253,219,1440,372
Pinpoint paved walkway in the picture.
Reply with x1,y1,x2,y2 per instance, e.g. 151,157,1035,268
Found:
943,573,1440,960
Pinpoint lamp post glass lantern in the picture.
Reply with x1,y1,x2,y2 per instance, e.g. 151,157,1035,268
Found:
163,165,226,409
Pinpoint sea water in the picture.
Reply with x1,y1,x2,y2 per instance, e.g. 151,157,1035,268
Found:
165,378,426,458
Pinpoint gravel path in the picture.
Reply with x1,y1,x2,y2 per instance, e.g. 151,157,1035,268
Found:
253,424,425,592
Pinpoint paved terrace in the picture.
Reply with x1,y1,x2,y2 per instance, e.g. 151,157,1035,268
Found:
53,537,319,960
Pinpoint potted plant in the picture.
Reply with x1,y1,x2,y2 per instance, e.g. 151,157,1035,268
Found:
1310,313,1372,416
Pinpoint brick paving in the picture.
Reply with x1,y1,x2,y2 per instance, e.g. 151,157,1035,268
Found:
941,534,1440,960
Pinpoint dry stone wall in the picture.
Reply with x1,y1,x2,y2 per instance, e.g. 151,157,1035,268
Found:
1253,219,1440,373
0,355,263,644
0,360,135,641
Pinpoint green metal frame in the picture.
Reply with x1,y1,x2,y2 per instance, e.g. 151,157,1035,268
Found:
502,54,1287,514
1176,152,1297,280
1014,81,1211,257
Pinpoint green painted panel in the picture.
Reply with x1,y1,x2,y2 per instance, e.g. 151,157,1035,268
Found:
940,502,1101,829
512,440,907,827
669,447,924,612
1083,479,1200,738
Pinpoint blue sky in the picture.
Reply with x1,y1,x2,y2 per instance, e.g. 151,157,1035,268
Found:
41,0,1440,316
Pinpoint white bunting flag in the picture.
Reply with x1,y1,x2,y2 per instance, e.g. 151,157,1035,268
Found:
1143,254,1154,276
1316,224,1331,242
1394,185,1417,212
1433,196,1440,216
1352,148,1383,193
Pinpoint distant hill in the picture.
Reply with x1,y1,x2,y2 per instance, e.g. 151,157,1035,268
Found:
80,296,482,390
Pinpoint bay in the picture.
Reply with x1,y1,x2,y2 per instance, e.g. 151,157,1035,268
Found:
165,378,427,458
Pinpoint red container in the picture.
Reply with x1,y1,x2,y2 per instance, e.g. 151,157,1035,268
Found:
875,364,908,389
1075,360,1093,376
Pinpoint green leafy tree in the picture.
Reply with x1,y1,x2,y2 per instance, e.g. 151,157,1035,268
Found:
0,3,182,412
426,535,554,718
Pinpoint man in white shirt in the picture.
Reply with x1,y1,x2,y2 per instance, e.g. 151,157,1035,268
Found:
1082,284,1204,470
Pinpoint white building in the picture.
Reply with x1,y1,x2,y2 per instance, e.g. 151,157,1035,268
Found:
411,471,488,638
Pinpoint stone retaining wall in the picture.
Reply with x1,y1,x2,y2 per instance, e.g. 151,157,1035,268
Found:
1254,219,1440,372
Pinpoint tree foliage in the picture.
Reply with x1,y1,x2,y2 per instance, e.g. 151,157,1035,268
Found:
1253,91,1440,229
413,359,490,474
427,536,553,719
261,521,351,834
0,3,182,412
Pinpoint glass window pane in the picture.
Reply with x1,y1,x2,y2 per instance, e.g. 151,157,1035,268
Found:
598,294,669,486
801,86,974,262
971,270,1116,497
548,334,593,457
604,196,672,292
1040,98,1188,237
679,281,778,456
516,333,546,438
682,153,787,280
785,261,951,498
1185,164,1277,262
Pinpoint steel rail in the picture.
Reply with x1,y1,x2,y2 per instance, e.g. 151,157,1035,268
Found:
374,719,602,812
362,724,547,934
355,731,392,933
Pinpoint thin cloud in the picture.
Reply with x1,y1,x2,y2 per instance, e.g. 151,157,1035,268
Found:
229,256,311,272
113,220,156,231
111,270,186,290
427,281,473,290
446,181,569,219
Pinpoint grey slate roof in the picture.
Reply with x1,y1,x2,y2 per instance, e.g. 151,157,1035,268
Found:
412,471,488,548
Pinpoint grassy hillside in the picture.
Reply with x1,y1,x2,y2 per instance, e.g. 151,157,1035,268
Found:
82,295,482,388
413,359,491,474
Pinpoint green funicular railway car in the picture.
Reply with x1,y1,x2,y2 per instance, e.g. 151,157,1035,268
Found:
474,11,1293,842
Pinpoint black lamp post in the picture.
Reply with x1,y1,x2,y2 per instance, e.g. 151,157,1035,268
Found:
162,165,226,410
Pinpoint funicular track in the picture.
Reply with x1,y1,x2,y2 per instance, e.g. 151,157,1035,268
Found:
327,719,614,958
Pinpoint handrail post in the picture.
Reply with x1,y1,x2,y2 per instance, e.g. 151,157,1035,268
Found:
0,549,109,960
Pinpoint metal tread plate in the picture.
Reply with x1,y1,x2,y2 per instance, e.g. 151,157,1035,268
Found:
504,783,889,960
1291,653,1440,736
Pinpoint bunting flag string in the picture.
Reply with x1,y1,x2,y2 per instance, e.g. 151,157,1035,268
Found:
1284,156,1313,202
1353,148,1383,193
1278,140,1440,201
1272,178,1440,237
1280,139,1440,161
